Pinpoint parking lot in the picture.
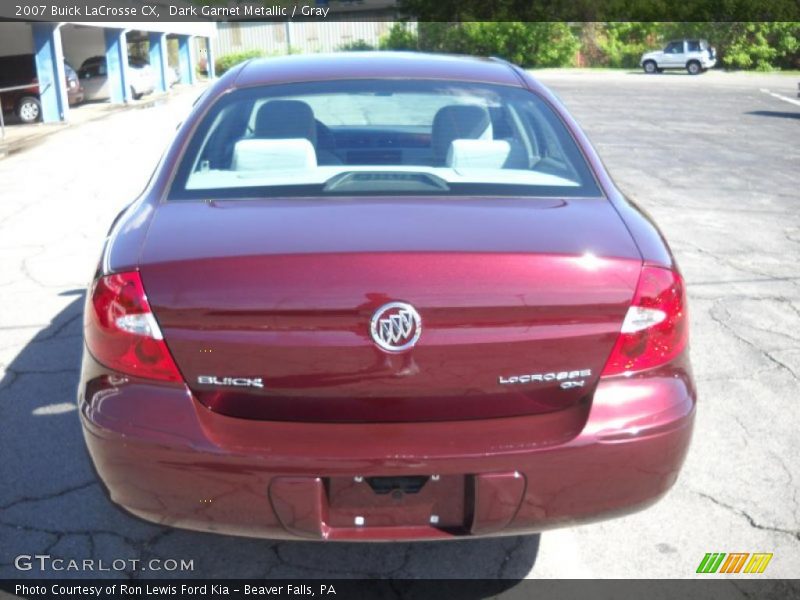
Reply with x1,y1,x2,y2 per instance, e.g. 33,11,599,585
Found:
0,69,798,580
0,88,191,157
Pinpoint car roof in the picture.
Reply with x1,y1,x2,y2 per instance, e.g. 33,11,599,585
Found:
233,52,525,89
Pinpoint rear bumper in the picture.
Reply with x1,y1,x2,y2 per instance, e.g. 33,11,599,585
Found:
79,353,695,541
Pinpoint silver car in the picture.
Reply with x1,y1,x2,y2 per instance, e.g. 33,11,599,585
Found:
78,56,155,101
641,39,716,75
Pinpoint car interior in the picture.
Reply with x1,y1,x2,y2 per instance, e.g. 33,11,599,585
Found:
199,98,542,172
177,82,602,198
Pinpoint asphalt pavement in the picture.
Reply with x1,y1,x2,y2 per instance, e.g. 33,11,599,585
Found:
0,69,798,581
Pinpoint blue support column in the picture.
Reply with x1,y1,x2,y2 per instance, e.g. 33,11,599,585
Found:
178,35,195,85
31,23,69,123
206,37,215,79
149,32,169,93
104,28,130,103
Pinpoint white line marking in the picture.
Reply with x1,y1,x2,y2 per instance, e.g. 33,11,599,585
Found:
760,88,800,108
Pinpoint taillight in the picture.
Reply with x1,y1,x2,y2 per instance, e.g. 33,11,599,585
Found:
601,266,688,376
85,271,182,382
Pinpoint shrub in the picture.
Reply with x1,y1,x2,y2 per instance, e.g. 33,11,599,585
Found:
417,22,579,68
215,49,266,75
379,23,418,50
591,22,800,71
717,22,800,70
339,39,375,52
594,23,661,68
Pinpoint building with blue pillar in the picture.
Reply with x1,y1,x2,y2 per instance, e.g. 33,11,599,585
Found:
178,35,196,86
104,28,130,104
148,32,169,93
30,23,70,123
206,42,216,79
0,22,216,125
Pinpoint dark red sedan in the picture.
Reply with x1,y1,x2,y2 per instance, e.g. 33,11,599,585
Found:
79,52,694,541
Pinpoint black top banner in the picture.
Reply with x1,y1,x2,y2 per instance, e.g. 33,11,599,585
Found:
1,0,800,22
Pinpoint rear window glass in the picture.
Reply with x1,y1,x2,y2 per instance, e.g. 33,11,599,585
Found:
169,79,602,200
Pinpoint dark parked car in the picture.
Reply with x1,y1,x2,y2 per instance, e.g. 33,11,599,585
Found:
80,52,694,541
0,54,83,123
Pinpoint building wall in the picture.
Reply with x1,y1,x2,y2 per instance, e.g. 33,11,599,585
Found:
60,25,106,69
0,23,34,56
0,22,215,68
213,21,411,57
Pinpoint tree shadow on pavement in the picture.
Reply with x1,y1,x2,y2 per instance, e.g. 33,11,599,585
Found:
0,295,540,586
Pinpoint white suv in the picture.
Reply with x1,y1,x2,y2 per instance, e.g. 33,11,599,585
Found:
641,39,716,75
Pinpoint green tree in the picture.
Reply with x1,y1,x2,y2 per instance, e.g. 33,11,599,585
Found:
215,49,266,75
417,22,579,67
379,23,419,50
397,0,800,21
593,22,660,68
718,22,800,69
582,22,800,71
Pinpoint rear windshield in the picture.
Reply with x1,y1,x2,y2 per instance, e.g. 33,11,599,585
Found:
169,79,602,200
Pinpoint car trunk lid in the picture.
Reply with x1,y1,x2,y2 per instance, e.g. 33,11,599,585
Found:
139,197,641,423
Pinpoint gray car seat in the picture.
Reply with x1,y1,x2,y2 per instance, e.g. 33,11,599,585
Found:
431,105,492,166
254,100,341,165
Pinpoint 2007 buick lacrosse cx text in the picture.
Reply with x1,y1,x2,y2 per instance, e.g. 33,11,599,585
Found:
79,52,695,541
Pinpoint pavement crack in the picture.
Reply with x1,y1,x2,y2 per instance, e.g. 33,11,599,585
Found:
689,275,800,287
262,542,285,578
764,351,800,382
497,535,526,579
732,415,751,448
766,450,800,523
709,298,800,382
386,542,414,577
1,366,78,381
694,491,800,543
0,480,97,511
684,242,794,283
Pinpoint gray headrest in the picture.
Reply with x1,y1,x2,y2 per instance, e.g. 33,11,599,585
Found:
254,100,317,146
431,105,491,164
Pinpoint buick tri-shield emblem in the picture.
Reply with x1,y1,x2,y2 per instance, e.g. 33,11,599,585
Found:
370,302,422,352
